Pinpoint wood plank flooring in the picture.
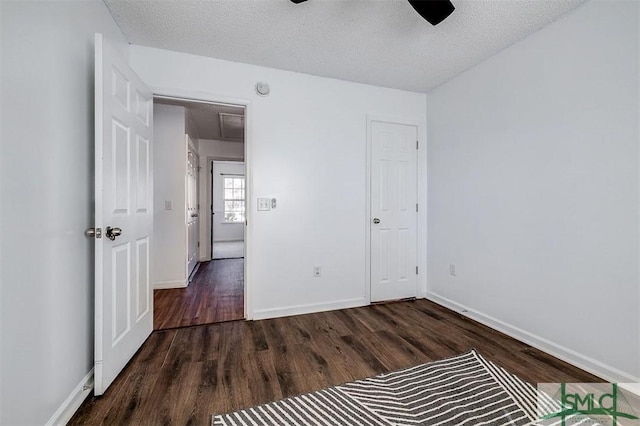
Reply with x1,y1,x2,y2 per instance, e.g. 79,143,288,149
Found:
153,259,244,330
71,299,602,425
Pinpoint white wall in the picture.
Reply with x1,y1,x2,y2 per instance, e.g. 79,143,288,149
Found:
427,0,639,383
131,47,427,318
153,104,189,288
212,161,246,242
197,139,245,260
0,1,129,424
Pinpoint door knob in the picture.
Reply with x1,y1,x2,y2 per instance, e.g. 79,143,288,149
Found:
373,218,380,224
191,213,198,218
105,226,122,241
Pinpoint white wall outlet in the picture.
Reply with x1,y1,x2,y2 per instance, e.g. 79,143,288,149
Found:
313,266,321,277
165,201,172,210
449,263,456,276
257,198,271,211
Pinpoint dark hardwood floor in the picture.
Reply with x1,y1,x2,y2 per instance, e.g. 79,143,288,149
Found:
71,299,602,425
154,259,244,330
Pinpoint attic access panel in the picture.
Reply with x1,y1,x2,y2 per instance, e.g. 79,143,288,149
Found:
219,113,245,141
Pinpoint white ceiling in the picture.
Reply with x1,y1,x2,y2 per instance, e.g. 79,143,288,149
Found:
155,97,245,141
105,0,587,93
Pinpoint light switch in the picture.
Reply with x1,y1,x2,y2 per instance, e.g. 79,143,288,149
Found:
165,201,172,210
257,198,271,211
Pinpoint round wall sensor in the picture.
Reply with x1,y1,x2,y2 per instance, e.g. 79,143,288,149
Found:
255,82,270,96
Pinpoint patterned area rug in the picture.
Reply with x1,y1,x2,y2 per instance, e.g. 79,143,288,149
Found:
212,350,539,425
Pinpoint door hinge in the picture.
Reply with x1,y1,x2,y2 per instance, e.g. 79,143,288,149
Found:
416,140,419,150
416,203,419,212
197,241,200,247
416,266,419,275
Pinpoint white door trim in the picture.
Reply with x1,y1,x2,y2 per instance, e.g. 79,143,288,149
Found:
366,115,427,303
152,87,254,320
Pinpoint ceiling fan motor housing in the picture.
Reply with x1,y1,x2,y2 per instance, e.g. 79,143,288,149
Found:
290,0,455,26
408,0,455,26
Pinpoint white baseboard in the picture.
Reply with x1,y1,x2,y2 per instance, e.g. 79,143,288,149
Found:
45,369,93,426
252,298,368,320
426,292,640,386
153,279,187,289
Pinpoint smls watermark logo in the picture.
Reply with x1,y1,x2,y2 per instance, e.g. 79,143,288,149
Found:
537,383,640,425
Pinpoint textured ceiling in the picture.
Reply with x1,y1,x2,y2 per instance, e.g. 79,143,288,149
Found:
105,0,587,93
155,97,245,141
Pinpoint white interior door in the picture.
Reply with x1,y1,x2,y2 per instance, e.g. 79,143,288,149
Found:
94,33,153,395
186,136,199,278
370,120,418,302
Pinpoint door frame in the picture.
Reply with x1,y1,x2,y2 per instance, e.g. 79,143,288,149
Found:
365,115,428,304
209,159,246,255
153,87,254,320
206,156,244,258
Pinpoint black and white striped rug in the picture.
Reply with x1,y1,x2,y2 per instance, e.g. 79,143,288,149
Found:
212,350,539,425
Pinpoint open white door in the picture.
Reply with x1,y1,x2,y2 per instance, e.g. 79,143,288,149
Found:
94,34,153,395
370,120,418,302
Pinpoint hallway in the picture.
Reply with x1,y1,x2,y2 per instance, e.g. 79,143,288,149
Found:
153,259,244,330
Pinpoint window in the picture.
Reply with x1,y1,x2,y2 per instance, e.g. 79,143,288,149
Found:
223,176,245,223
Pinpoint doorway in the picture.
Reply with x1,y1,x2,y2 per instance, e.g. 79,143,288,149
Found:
151,96,247,330
211,160,245,259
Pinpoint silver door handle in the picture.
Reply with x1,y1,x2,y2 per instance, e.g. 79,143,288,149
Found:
105,226,122,241
373,218,380,224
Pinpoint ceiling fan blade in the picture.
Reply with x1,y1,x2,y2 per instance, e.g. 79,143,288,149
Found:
408,0,455,26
